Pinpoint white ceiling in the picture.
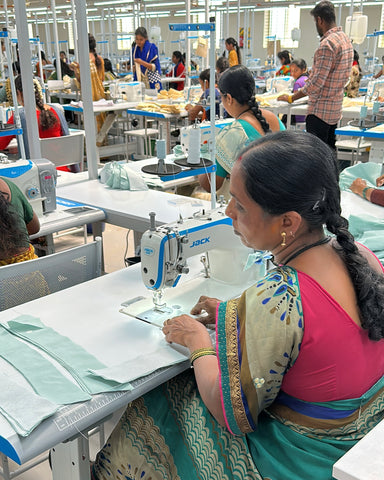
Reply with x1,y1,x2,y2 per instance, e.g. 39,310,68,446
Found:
2,0,382,24
10,0,383,19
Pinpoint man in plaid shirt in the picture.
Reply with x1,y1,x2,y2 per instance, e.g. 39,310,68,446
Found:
279,1,353,149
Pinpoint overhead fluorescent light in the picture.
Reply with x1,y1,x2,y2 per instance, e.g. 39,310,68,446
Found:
94,0,133,5
26,7,49,11
148,2,184,6
146,12,172,17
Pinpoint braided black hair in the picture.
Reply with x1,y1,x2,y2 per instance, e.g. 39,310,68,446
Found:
225,37,241,64
218,65,269,134
239,130,384,341
325,212,384,340
15,75,59,132
0,190,29,257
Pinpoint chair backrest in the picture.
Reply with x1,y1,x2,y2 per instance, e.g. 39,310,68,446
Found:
39,130,85,170
0,237,102,311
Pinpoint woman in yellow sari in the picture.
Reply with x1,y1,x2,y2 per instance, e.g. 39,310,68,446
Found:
71,34,106,137
92,131,384,480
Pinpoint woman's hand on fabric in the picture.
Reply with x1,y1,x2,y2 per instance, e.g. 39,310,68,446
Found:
277,94,289,102
376,175,384,187
350,178,367,196
162,315,212,350
190,296,221,324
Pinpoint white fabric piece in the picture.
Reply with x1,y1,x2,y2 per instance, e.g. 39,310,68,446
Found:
0,374,59,437
69,99,114,108
88,344,188,384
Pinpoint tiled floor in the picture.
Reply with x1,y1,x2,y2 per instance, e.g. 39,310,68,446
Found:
53,223,136,274
4,224,134,480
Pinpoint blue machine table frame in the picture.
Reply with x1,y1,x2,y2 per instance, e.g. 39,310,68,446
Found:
335,124,384,164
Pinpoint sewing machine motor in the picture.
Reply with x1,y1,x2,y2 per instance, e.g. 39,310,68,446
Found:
0,158,57,216
141,207,262,293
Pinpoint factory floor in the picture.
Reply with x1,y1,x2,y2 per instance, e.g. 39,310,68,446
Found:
6,224,134,480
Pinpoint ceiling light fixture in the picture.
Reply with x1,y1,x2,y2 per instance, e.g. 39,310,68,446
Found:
94,0,134,5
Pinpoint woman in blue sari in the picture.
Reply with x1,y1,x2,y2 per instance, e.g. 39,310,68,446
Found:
132,27,162,91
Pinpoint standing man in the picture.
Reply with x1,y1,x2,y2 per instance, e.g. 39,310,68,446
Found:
278,1,353,149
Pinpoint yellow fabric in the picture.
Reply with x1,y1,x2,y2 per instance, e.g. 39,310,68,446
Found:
228,49,239,67
89,56,106,132
0,244,37,266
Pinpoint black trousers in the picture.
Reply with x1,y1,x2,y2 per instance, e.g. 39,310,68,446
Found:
306,114,337,150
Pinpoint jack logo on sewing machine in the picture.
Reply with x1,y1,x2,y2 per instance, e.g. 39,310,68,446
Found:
190,237,210,248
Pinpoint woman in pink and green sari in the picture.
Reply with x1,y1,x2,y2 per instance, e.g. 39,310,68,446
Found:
92,131,384,480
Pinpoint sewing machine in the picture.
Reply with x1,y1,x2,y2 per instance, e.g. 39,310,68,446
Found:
366,79,384,101
265,75,295,93
120,206,261,326
109,81,144,102
141,206,261,306
180,119,233,156
0,157,57,217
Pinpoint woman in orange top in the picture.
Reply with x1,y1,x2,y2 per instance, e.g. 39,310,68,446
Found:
225,37,241,67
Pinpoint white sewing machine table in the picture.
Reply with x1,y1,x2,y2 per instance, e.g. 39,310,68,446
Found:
57,179,210,247
29,197,106,254
56,155,209,192
0,257,248,480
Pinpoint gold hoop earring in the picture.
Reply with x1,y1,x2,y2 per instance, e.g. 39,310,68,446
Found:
281,232,287,247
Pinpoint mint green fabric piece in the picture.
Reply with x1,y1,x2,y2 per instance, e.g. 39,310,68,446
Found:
0,374,59,437
100,161,148,191
0,322,91,405
347,214,384,263
4,316,133,394
0,315,135,437
339,162,382,192
339,162,384,263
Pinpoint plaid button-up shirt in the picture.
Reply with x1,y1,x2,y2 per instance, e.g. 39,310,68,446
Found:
301,27,353,125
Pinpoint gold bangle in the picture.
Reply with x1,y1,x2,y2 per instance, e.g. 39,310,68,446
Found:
190,347,216,365
288,95,293,104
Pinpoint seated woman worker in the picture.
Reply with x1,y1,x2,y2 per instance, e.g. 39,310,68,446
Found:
92,130,384,480
198,65,284,198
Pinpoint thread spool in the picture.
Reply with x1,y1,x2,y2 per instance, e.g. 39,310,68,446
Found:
372,101,380,115
156,138,166,161
187,126,201,165
360,105,368,119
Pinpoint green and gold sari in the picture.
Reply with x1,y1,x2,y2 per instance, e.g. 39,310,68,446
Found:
92,267,384,480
